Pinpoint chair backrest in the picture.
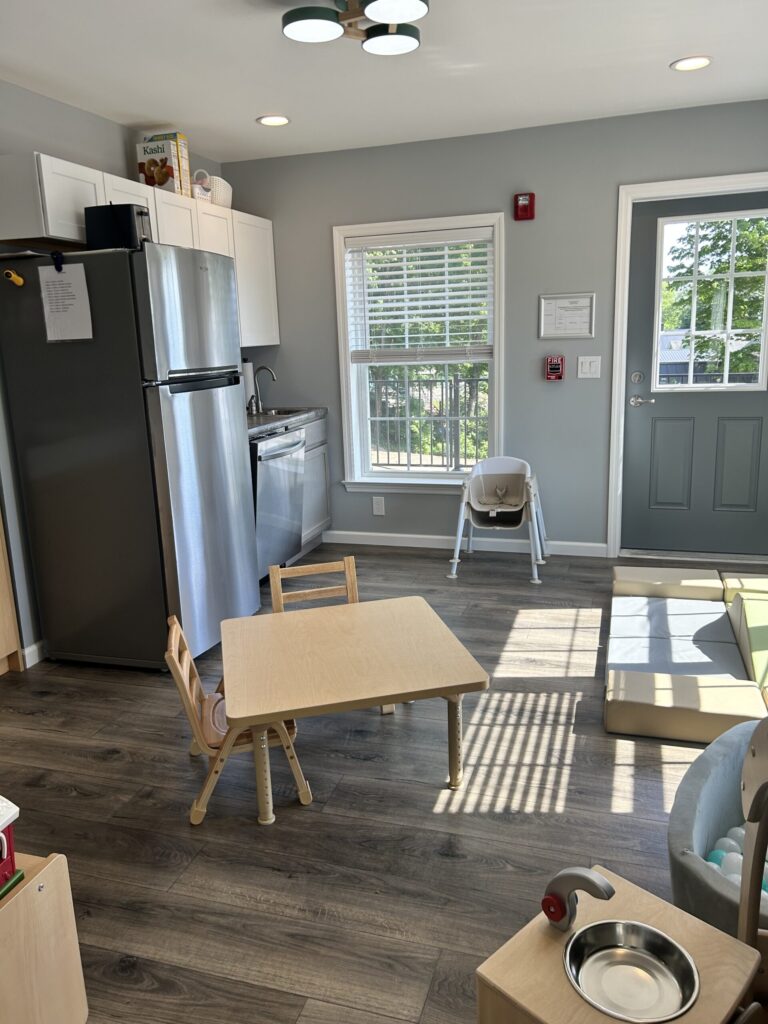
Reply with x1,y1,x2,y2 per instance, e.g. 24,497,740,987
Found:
469,456,531,480
165,615,211,753
269,556,359,613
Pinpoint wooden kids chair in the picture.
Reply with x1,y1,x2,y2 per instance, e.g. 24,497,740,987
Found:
165,616,312,824
269,556,396,715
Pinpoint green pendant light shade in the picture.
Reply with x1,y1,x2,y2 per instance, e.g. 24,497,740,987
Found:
282,6,344,42
362,22,420,54
362,0,429,23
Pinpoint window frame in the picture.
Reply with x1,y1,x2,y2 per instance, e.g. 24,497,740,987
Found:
333,212,505,492
651,209,768,393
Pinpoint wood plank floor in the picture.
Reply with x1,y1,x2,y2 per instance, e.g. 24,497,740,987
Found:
0,545,710,1023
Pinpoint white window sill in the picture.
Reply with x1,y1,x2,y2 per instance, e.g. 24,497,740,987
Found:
343,477,465,495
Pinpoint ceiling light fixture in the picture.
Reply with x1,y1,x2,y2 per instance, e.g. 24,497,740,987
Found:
362,23,420,54
669,55,712,72
281,0,427,54
256,114,291,126
362,0,428,23
282,6,344,43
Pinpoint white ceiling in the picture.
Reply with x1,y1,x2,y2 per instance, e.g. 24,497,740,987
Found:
1,0,767,163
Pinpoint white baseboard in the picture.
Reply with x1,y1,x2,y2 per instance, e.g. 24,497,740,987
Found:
322,530,608,558
22,641,45,668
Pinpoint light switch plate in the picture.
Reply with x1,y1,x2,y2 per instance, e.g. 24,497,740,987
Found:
577,356,601,379
372,496,385,516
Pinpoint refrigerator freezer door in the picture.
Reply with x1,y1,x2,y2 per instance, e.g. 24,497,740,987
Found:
0,250,169,666
136,243,241,382
147,374,260,657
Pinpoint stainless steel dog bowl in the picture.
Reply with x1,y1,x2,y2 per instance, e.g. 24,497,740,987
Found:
564,920,700,1022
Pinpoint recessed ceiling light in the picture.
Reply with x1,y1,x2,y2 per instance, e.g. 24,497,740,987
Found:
282,6,344,43
670,55,712,72
362,23,420,55
256,114,291,127
362,0,429,23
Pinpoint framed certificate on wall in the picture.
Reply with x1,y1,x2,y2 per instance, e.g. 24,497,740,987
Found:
539,292,596,339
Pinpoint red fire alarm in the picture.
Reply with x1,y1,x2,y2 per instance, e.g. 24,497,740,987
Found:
545,355,565,381
513,192,536,221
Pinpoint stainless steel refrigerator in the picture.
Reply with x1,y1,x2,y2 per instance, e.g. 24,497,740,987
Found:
0,243,260,667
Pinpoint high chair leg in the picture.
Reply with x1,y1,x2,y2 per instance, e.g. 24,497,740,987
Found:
447,504,467,579
528,518,541,585
274,721,313,807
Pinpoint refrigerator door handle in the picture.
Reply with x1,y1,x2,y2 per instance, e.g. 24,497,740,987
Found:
167,365,239,381
168,373,240,395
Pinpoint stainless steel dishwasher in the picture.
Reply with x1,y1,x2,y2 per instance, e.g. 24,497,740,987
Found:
251,428,306,579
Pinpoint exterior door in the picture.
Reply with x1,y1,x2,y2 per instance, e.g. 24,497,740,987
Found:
622,193,768,555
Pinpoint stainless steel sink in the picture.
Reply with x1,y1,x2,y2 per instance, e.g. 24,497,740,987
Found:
564,920,699,1022
262,407,306,416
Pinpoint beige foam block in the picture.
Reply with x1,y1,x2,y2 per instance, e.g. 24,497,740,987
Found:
721,573,768,604
612,565,723,600
604,668,766,743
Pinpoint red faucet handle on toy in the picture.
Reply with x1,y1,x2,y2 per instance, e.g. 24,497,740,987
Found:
541,867,615,932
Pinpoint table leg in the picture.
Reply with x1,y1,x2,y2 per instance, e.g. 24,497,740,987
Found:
446,694,464,789
252,728,275,825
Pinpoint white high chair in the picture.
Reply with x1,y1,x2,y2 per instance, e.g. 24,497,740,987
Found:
447,456,548,584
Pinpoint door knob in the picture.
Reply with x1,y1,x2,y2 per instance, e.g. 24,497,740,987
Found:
629,395,656,407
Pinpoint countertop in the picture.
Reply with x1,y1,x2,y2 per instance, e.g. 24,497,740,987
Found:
246,406,327,439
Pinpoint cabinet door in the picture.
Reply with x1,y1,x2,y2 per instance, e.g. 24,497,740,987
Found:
197,203,234,257
104,173,158,239
154,190,199,248
302,443,331,544
37,153,106,241
232,210,280,348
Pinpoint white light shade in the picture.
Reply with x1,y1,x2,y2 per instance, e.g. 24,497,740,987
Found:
282,7,344,43
256,115,290,127
363,23,420,55
670,55,712,72
363,0,429,23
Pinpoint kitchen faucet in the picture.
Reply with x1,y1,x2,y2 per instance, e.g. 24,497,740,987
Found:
254,365,277,414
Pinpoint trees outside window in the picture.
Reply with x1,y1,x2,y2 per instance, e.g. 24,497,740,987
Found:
656,213,768,389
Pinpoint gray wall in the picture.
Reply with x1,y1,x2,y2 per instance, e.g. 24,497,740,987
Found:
226,99,768,547
0,78,219,647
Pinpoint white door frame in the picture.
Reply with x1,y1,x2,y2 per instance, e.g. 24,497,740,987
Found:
607,170,768,558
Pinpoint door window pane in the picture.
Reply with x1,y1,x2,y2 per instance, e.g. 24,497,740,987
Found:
696,220,733,276
732,277,765,330
729,333,761,384
693,334,726,384
661,280,692,330
657,332,691,385
695,279,729,331
734,217,768,273
662,222,696,278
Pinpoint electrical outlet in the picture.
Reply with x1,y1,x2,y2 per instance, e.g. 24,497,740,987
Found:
372,496,385,516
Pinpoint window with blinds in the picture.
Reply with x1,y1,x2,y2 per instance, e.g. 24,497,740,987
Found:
335,215,502,484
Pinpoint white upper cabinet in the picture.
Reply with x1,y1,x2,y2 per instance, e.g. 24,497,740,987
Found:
232,210,280,348
0,153,105,242
37,154,106,241
154,190,200,249
103,173,158,240
196,203,234,257
0,153,282,354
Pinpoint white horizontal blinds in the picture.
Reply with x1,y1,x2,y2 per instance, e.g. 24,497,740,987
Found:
346,227,494,365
